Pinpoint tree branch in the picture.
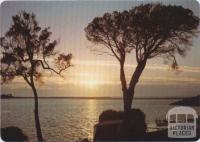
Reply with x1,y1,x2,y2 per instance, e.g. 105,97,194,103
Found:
22,74,32,86
36,60,70,77
106,35,121,62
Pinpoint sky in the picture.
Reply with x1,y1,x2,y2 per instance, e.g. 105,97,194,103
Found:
1,0,200,98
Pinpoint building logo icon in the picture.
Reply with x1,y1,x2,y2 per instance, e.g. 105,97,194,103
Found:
166,106,197,138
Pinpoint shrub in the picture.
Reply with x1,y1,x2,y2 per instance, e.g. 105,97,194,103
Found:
119,109,147,140
1,126,28,141
96,109,147,140
99,109,123,123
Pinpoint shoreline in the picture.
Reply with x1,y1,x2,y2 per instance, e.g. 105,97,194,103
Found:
0,96,183,100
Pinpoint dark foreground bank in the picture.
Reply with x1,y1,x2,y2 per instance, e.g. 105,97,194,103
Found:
94,109,199,141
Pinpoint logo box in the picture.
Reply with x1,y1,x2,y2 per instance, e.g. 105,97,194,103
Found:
166,107,198,138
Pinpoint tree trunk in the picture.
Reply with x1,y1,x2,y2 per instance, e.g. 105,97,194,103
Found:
119,58,147,113
125,59,147,112
119,62,128,112
123,91,133,113
31,84,44,141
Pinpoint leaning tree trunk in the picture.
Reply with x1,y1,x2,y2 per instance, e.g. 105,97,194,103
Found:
120,62,127,112
31,83,44,141
121,59,147,113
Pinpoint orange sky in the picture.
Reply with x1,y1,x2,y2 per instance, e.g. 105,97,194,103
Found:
1,0,200,98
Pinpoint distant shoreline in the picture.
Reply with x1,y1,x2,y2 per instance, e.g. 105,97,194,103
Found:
0,96,185,100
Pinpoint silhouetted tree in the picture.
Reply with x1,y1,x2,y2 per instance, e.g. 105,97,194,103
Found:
85,4,199,112
0,11,72,141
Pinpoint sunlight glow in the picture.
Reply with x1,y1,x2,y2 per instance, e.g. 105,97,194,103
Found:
75,72,106,88
81,79,100,87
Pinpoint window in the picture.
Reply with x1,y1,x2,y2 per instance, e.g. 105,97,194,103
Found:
170,114,176,123
177,114,186,123
187,114,194,123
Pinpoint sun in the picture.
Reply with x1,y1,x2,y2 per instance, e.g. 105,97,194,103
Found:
82,79,99,87
77,72,104,88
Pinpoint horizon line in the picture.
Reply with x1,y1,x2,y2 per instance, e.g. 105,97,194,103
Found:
1,95,199,100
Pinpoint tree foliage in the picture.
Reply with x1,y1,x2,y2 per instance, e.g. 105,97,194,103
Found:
85,3,199,68
0,11,72,85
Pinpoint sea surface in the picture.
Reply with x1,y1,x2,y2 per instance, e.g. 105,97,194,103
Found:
1,98,199,141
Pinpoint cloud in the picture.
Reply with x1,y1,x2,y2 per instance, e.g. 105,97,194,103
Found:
1,60,200,89
73,60,200,73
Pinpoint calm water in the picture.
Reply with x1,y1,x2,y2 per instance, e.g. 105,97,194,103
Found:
1,99,199,141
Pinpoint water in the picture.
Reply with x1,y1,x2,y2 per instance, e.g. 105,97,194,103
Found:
1,98,199,141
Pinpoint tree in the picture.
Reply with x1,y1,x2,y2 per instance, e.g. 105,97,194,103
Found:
85,3,199,112
0,11,72,141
